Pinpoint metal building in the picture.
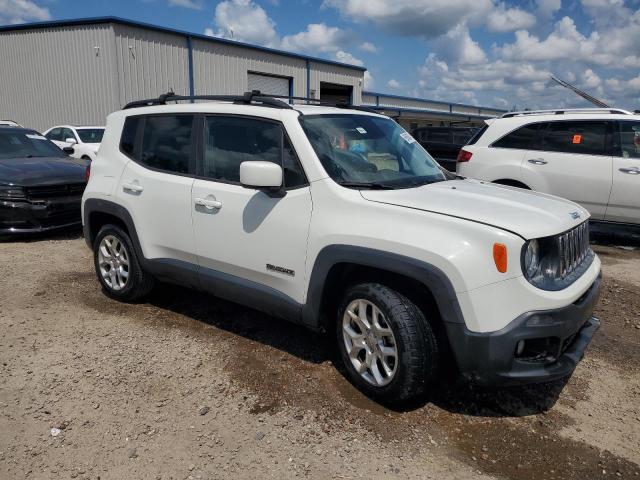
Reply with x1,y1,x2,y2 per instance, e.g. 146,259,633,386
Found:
0,17,366,131
0,16,507,133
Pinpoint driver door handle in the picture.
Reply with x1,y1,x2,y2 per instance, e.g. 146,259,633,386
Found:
122,182,144,193
619,167,640,175
194,197,222,209
528,158,548,165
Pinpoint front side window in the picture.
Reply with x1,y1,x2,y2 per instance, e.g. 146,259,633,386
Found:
492,124,539,150
140,115,194,174
46,128,63,141
203,116,306,188
0,130,66,159
300,114,447,189
540,121,607,155
619,121,640,159
77,128,104,144
61,128,77,143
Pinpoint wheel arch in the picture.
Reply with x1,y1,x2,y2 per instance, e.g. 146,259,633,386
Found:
302,246,465,335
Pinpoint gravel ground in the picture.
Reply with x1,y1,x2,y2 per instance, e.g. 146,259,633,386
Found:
0,229,639,480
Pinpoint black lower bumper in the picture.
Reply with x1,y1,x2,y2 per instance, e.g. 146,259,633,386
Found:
445,274,601,386
0,198,82,234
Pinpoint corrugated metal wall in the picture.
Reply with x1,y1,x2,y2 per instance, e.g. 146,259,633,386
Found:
191,39,307,96
0,24,119,132
309,62,362,104
113,24,190,106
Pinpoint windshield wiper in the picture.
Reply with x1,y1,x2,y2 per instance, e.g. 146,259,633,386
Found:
337,181,397,190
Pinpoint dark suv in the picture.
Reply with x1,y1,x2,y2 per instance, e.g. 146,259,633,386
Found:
412,126,477,172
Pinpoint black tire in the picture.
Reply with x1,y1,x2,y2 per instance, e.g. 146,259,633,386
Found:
93,224,154,301
336,283,438,405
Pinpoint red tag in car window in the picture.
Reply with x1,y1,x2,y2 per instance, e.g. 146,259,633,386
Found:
572,134,582,144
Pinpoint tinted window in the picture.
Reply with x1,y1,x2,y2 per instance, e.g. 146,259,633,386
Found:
619,121,640,159
493,124,538,150
467,124,488,145
204,116,295,185
0,130,66,159
46,128,63,141
120,117,139,158
140,115,194,174
77,128,104,143
61,128,77,142
540,121,607,155
282,136,307,188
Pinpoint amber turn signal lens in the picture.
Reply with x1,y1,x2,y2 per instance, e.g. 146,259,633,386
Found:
493,243,508,273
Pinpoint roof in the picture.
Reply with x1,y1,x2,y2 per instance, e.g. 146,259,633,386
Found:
0,16,367,72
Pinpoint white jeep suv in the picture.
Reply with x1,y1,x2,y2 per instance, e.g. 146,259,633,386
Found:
44,125,105,162
457,108,640,225
82,92,602,404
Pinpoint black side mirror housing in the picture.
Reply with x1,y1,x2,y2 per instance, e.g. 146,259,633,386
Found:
63,146,75,155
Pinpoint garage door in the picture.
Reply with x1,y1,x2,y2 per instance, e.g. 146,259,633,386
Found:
248,73,290,97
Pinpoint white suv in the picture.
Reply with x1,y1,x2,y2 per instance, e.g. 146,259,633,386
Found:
43,125,105,162
457,108,640,225
82,92,602,404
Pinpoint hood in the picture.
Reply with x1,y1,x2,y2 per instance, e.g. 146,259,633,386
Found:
0,156,87,186
360,179,588,240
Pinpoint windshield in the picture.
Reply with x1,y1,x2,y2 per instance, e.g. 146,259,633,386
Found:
0,130,66,159
76,128,104,143
300,114,449,189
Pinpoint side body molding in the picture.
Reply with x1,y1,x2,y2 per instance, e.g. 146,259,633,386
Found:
302,245,465,331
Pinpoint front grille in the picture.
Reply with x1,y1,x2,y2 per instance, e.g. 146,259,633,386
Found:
24,183,86,201
558,222,590,278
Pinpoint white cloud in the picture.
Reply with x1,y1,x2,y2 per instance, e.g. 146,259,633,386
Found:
334,50,364,66
281,23,353,53
0,0,50,24
486,4,536,32
387,79,401,88
359,41,378,53
364,71,375,90
212,0,279,47
434,25,487,65
323,0,494,38
535,0,561,19
168,0,203,9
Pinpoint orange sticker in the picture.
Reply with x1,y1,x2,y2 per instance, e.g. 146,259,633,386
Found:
572,134,582,144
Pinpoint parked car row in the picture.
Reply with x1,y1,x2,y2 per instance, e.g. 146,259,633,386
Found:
411,126,477,172
456,109,640,225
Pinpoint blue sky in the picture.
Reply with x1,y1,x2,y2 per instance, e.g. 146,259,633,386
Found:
2,0,639,110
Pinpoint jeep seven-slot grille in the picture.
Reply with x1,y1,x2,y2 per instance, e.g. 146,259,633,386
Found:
24,183,86,201
558,222,590,278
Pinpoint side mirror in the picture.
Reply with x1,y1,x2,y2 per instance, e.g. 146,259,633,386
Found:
62,146,75,155
240,161,284,196
65,138,77,145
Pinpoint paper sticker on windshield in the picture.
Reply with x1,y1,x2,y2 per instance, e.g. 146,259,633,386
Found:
356,127,367,134
400,132,416,144
26,134,46,140
572,134,582,144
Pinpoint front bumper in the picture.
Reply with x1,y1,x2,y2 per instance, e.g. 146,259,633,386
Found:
0,197,82,234
445,273,601,386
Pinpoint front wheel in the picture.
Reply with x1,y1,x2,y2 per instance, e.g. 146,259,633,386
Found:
93,224,154,301
336,283,439,405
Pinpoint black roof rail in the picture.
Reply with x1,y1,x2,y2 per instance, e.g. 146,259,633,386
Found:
122,90,383,115
123,90,293,110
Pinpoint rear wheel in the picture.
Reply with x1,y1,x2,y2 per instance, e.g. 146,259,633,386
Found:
336,283,439,405
93,224,153,301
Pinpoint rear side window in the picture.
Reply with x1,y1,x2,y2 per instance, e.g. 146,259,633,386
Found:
140,115,194,174
492,124,538,150
540,121,607,155
619,121,640,159
203,116,306,188
120,116,139,158
466,124,488,145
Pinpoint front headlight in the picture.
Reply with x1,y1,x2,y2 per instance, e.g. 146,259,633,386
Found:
0,184,26,201
521,223,593,291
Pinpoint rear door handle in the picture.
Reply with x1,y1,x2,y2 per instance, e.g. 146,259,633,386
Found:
122,182,144,193
619,167,640,175
528,158,548,165
194,197,222,209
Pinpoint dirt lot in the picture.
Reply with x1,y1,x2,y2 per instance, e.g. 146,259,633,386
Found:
1,230,639,479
